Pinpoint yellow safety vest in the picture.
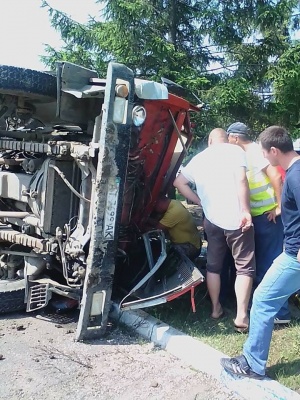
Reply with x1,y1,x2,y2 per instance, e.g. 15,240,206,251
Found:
247,168,277,217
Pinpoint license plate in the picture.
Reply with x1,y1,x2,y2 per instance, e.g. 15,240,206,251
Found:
103,177,120,240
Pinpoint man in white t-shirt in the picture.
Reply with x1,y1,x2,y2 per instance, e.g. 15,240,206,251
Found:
174,128,255,332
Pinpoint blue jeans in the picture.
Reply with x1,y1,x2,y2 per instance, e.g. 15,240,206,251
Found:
243,252,300,375
253,214,290,320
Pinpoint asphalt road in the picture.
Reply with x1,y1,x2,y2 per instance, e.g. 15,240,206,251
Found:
0,309,241,400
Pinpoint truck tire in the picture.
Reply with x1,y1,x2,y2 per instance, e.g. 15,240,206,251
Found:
0,279,26,314
0,65,56,102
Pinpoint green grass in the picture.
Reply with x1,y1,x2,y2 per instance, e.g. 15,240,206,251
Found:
149,285,300,392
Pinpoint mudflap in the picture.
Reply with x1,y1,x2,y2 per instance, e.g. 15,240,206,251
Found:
119,230,205,311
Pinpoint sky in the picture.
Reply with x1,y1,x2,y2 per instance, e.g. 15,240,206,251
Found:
1,1,299,74
0,0,101,71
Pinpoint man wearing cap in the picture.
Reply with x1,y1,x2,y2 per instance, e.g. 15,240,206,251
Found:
174,128,255,331
227,122,290,324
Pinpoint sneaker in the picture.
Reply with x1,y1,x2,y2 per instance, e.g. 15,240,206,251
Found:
274,317,291,325
220,355,265,380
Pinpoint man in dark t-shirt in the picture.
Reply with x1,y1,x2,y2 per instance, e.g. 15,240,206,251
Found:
221,126,300,380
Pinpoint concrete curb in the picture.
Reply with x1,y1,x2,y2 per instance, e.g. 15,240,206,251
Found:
110,305,300,400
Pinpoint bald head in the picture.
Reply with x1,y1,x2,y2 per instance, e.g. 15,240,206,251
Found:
208,128,228,146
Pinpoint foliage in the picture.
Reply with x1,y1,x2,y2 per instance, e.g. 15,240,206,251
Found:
41,0,300,140
268,42,300,137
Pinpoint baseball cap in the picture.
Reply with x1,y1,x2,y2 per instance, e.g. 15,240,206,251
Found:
227,122,249,135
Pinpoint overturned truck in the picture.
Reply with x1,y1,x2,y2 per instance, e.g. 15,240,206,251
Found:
0,62,204,340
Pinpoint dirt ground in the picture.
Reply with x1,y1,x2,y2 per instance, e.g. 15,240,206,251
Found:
0,309,241,400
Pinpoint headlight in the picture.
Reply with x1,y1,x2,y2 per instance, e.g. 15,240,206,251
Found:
132,105,146,126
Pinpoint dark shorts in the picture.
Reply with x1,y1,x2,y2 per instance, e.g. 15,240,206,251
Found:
204,218,256,278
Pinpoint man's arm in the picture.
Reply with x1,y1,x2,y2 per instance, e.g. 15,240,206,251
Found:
263,164,283,222
290,181,300,263
173,173,201,206
145,217,162,228
235,166,252,232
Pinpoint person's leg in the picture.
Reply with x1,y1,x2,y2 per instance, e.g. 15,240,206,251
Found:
244,252,300,375
253,214,289,321
221,252,300,379
220,247,235,306
226,226,255,328
206,272,222,317
204,218,228,318
253,214,283,285
275,300,291,322
234,275,253,328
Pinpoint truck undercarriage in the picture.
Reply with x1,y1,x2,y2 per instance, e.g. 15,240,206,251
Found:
0,62,204,340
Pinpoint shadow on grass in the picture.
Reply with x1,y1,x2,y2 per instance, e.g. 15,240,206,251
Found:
268,359,300,391
150,283,241,339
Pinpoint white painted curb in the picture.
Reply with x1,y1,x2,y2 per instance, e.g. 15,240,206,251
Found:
110,305,300,400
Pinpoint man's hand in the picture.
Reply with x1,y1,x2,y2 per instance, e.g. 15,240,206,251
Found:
265,206,281,223
173,173,201,206
240,211,252,232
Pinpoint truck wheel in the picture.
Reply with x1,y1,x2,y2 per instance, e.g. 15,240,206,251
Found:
0,279,26,314
0,65,56,102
